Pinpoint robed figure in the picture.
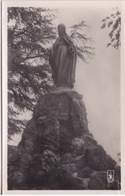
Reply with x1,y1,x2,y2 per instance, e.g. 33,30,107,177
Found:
50,24,77,88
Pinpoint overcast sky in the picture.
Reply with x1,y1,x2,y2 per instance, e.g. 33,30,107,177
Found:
9,1,121,162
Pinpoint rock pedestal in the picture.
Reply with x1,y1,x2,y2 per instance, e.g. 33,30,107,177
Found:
8,89,121,190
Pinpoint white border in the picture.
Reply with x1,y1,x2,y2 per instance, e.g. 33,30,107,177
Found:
121,0,125,194
0,0,2,194
2,0,125,194
2,0,8,194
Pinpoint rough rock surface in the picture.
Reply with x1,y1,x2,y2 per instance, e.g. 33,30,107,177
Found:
8,88,121,190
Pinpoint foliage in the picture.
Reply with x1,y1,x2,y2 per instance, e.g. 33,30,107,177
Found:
8,7,94,139
117,152,121,162
8,7,56,139
70,21,95,63
101,8,121,49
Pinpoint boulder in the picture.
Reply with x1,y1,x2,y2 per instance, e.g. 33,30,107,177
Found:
85,145,116,171
8,89,120,190
88,171,107,190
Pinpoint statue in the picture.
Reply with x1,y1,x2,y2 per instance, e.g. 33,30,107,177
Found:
49,23,77,89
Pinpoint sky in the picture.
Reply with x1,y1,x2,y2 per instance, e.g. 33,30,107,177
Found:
55,1,121,161
9,1,121,162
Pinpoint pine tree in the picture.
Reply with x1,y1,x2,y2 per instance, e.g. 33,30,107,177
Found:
8,7,57,139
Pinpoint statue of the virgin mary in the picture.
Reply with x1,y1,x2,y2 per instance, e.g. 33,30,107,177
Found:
49,24,77,88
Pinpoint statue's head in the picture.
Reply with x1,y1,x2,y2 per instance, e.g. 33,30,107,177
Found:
58,23,67,37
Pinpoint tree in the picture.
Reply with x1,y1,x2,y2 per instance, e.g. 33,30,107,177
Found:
8,7,94,139
70,21,95,63
8,7,56,139
101,8,121,49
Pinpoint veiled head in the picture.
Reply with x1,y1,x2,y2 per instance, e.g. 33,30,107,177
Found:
58,23,67,37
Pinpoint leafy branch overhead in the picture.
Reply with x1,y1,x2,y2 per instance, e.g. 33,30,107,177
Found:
101,8,121,49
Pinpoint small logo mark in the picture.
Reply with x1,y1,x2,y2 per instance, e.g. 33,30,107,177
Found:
107,170,114,183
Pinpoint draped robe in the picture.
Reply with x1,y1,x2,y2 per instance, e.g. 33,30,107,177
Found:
50,35,77,88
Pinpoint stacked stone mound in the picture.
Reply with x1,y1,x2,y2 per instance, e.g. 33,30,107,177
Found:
8,89,121,190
